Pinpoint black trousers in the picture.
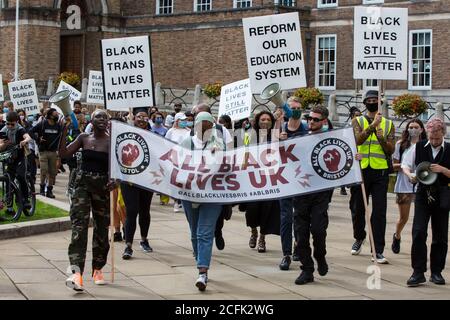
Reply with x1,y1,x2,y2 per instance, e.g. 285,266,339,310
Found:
293,191,331,273
411,192,449,274
121,183,154,245
349,167,389,254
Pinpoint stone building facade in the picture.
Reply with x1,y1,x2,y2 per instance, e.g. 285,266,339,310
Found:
0,0,449,99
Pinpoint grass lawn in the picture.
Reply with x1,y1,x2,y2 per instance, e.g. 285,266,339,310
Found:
0,199,68,225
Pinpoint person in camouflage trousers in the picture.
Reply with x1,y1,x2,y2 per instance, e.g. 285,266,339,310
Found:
58,109,115,293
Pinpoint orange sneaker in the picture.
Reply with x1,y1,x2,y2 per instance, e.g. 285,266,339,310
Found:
66,273,84,293
93,269,106,285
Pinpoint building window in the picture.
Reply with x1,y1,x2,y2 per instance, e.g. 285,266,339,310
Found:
156,0,173,15
195,0,212,12
317,0,337,8
234,0,252,8
316,35,336,90
364,79,378,91
362,0,384,4
409,30,432,90
279,0,296,6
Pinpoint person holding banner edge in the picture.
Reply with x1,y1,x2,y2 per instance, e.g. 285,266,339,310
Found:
180,112,227,291
121,108,155,259
292,105,334,285
350,90,395,264
59,109,116,292
278,96,308,270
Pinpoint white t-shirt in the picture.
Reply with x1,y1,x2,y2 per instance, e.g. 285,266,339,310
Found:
393,141,415,193
165,114,175,128
165,128,190,144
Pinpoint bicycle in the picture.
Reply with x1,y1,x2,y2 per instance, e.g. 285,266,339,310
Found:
0,145,36,222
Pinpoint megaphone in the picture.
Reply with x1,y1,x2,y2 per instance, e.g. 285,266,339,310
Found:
260,83,292,118
415,161,438,185
49,90,78,130
261,83,284,107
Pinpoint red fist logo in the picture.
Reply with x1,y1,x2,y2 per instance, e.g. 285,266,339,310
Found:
121,144,140,167
323,148,341,172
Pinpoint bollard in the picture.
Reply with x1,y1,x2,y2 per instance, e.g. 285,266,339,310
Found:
328,94,339,122
155,82,163,107
46,77,54,96
434,102,444,121
193,84,202,106
80,78,88,101
382,98,389,118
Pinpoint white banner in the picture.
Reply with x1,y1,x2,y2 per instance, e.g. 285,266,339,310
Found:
55,80,81,108
87,71,104,105
0,75,4,102
353,6,408,80
7,79,39,115
101,36,154,111
110,122,362,203
218,79,252,122
243,12,307,94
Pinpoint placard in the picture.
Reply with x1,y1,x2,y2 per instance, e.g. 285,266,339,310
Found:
7,79,39,115
354,6,408,80
243,12,307,93
101,35,155,111
218,79,252,121
87,71,104,105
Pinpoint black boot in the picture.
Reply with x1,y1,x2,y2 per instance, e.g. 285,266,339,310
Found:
46,186,55,199
39,184,46,196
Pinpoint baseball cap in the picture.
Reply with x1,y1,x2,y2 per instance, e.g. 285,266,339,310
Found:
174,112,187,122
194,112,215,125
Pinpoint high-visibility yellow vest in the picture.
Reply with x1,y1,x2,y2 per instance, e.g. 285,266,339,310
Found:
357,116,392,170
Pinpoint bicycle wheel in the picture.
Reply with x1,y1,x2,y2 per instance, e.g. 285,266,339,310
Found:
0,176,23,222
22,176,36,217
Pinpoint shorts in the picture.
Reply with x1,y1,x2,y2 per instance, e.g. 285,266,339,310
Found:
396,193,415,205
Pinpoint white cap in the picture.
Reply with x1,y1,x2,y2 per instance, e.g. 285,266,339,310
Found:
174,112,187,122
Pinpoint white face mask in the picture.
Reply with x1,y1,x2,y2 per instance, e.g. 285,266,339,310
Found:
408,128,421,138
20,115,25,121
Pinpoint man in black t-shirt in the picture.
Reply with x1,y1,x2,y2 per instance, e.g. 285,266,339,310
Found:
0,111,33,209
29,108,62,198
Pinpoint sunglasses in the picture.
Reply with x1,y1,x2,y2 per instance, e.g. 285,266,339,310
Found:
304,116,322,123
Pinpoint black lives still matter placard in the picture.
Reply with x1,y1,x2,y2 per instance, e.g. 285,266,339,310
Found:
243,12,307,93
354,6,408,80
101,36,155,111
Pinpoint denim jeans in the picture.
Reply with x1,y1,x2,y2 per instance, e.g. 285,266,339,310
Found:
279,198,297,256
182,201,222,269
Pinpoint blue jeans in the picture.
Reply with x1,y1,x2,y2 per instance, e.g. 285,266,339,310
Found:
182,201,222,269
279,198,297,256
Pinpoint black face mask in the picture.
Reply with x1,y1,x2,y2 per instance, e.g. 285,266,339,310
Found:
365,103,378,112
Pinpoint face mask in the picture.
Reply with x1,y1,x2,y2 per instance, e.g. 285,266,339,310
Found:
321,124,329,132
186,121,193,128
155,118,163,125
3,108,9,114
74,109,81,114
244,123,251,130
408,128,420,138
292,109,302,120
365,103,378,112
27,115,34,122
175,108,182,113
85,115,91,122
178,121,187,128
19,115,25,121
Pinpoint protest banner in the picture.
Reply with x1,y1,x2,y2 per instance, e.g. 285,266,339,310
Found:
7,79,39,115
101,35,155,111
353,6,408,80
110,121,362,203
0,75,4,102
243,12,307,94
218,79,252,122
87,71,104,105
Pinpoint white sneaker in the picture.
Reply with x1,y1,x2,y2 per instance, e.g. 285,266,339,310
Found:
173,203,182,212
65,273,84,293
351,239,364,255
195,273,208,291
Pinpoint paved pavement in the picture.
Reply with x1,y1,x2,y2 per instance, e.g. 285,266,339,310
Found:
0,170,449,300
